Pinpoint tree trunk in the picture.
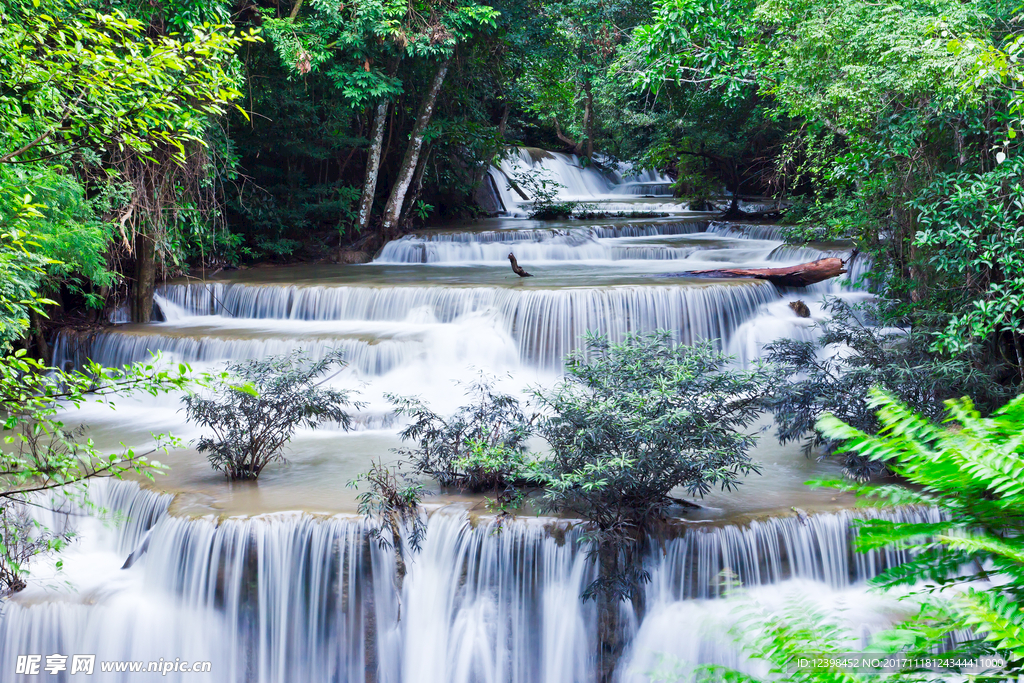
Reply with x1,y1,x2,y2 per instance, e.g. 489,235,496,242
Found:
381,57,450,237
398,144,432,228
498,102,509,140
356,98,390,233
131,229,157,323
576,83,594,159
597,544,624,683
553,116,577,149
683,257,846,288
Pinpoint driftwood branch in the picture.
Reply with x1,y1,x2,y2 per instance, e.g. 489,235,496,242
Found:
508,253,532,277
678,257,846,288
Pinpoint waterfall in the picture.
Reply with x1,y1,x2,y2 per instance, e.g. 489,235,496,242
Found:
0,484,938,683
13,145,911,683
705,222,788,241
56,281,777,372
487,148,683,216
52,331,417,377
376,221,709,264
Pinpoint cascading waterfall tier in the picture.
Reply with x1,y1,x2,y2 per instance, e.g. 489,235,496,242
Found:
705,222,788,241
376,221,710,263
52,330,416,377
66,280,778,371
487,148,684,216
0,482,938,683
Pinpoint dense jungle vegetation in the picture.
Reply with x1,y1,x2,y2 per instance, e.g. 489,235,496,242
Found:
0,0,1021,383
2,0,1024,678
2,0,1023,365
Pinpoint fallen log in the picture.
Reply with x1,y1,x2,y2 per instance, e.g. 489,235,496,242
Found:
680,257,846,288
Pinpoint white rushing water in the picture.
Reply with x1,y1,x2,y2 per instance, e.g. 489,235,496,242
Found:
9,199,890,681
48,217,868,509
485,148,685,216
1,480,935,683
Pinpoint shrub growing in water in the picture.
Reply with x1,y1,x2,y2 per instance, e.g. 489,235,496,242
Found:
764,297,1009,479
533,332,771,598
182,351,360,480
388,376,537,518
382,334,771,594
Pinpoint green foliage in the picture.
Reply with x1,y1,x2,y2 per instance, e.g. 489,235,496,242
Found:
764,298,1009,478
508,166,592,219
182,351,362,480
388,375,536,493
616,0,1024,384
622,0,756,100
0,200,52,347
349,458,425,553
814,390,1024,670
0,164,120,307
0,0,257,164
912,155,1024,363
380,331,770,596
533,331,769,598
656,391,1024,682
0,350,194,593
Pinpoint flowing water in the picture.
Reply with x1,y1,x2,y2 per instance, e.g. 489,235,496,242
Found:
2,168,898,681
2,481,935,683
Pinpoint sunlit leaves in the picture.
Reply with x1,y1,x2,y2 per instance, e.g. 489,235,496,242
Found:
808,389,1024,670
0,0,258,164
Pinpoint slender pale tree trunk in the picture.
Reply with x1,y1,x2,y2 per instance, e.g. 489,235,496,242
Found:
356,98,390,233
381,57,450,236
498,102,509,140
399,144,432,228
584,84,595,159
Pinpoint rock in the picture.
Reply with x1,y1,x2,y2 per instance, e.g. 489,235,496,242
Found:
789,300,811,318
334,249,372,264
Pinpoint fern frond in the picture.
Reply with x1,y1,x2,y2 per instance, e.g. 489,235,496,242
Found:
959,589,1024,661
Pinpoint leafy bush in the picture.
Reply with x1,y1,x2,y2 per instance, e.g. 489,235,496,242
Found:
0,351,192,593
388,376,537,516
182,351,360,480
912,155,1024,368
508,168,594,219
350,459,425,552
381,334,770,598
764,298,1009,479
349,459,425,590
533,331,771,598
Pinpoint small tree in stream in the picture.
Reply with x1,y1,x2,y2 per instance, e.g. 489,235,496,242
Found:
388,376,538,519
533,331,770,682
534,332,771,600
182,351,361,480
